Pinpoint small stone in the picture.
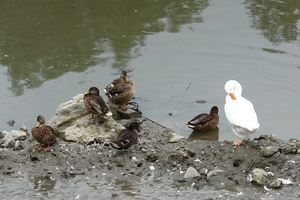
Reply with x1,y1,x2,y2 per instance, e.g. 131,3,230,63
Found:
30,150,38,161
269,179,282,188
187,149,195,157
6,120,15,127
251,168,269,185
11,130,27,141
258,135,268,140
3,133,15,148
140,147,147,153
284,145,298,154
13,140,24,150
169,133,185,143
269,134,278,142
0,131,5,138
207,169,226,180
195,100,206,104
183,167,200,178
20,124,30,136
262,146,279,157
183,152,189,158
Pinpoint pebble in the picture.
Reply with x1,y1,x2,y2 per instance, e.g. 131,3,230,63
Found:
269,134,278,142
169,133,185,143
187,149,195,157
262,146,279,157
0,131,5,138
251,168,269,185
14,140,24,150
3,133,15,148
30,150,38,161
207,169,225,180
183,167,200,179
6,120,15,127
284,145,298,154
269,179,282,188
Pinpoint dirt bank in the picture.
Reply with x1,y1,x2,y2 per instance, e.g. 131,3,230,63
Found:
1,117,300,199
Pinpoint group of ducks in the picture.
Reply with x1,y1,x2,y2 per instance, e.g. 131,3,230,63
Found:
31,71,260,152
186,80,260,146
31,71,137,151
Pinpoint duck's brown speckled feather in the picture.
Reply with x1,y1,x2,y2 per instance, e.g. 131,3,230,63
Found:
186,106,219,132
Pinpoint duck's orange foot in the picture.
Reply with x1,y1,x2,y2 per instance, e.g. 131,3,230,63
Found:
233,140,245,146
44,144,51,151
37,144,44,151
119,104,127,110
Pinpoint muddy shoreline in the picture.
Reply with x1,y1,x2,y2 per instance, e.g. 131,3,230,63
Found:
1,117,300,199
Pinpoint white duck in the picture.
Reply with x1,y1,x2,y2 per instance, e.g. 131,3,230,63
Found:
224,80,260,146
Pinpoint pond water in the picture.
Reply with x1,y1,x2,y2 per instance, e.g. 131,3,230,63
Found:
1,0,299,142
0,0,300,198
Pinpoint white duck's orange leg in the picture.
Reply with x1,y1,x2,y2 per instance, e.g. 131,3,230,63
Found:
233,140,245,146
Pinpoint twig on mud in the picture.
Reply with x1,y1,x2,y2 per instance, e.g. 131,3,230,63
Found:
157,82,192,121
246,161,255,173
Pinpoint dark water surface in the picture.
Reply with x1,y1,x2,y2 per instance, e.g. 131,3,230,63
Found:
0,0,300,198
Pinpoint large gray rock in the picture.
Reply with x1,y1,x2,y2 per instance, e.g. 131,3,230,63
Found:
11,130,27,141
48,94,125,144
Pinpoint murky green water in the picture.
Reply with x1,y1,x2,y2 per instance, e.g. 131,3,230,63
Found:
1,0,300,198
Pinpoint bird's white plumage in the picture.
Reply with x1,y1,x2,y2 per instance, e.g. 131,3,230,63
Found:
224,80,259,141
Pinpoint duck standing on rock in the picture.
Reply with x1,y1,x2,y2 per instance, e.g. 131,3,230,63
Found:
110,122,141,151
104,71,135,110
224,80,260,146
31,115,56,151
186,106,219,132
83,87,112,119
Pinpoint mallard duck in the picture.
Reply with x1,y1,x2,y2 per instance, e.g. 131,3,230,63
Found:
83,87,112,119
224,80,260,146
31,115,56,151
104,71,135,110
186,106,219,132
110,122,140,151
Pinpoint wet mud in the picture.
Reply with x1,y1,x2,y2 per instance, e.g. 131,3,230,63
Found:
1,118,300,199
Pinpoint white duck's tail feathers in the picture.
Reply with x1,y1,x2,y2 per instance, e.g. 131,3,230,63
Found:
246,122,260,131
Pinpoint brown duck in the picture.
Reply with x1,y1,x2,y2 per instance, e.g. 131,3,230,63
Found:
110,122,140,151
83,87,112,118
31,115,56,151
186,106,219,132
104,71,135,110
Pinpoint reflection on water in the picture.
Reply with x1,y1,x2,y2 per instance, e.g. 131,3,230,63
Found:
244,0,300,44
186,127,219,141
0,0,208,96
